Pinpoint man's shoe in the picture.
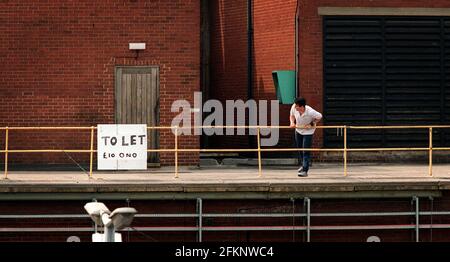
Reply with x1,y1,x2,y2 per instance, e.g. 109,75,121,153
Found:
298,171,308,177
297,167,303,172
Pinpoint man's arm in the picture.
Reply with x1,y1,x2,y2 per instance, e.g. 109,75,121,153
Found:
311,110,322,126
290,115,296,127
289,104,296,128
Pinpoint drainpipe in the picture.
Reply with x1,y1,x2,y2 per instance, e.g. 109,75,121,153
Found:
247,0,253,101
248,0,255,150
295,0,300,97
200,0,210,148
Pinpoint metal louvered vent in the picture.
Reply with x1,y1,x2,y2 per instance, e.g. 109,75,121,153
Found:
323,16,450,148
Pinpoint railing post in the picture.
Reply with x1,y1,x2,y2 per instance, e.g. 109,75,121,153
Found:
413,196,420,242
4,127,8,180
175,126,179,179
344,126,348,177
429,127,433,177
304,197,311,242
197,198,203,242
257,127,262,177
89,126,95,179
290,197,296,242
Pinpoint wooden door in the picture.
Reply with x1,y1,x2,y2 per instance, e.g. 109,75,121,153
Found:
115,67,159,164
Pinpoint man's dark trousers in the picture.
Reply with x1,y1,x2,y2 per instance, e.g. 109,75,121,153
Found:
295,132,313,172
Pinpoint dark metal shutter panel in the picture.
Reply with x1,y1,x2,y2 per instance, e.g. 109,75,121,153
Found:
444,20,450,146
324,16,450,148
324,17,383,148
384,18,441,147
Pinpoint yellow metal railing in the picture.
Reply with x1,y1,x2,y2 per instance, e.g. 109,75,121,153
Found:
1,125,450,179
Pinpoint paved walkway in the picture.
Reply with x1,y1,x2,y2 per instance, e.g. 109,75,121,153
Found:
0,163,449,188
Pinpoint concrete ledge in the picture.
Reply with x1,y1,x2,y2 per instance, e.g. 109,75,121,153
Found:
0,181,446,194
0,163,448,199
221,158,249,165
247,158,297,166
199,158,220,166
0,190,442,200
221,158,298,166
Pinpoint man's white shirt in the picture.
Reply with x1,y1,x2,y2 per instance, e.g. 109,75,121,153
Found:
290,104,323,135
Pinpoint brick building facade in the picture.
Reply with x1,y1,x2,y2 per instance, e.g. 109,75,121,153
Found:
0,0,200,166
210,0,450,158
2,0,450,166
209,0,297,151
297,1,450,151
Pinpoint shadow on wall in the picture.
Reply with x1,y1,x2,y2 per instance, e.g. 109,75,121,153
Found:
208,0,249,150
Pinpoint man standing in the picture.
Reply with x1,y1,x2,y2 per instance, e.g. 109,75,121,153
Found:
289,97,322,177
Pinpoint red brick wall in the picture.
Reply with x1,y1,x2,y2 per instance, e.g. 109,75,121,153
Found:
298,0,450,151
210,0,450,153
253,0,298,151
209,0,250,149
209,0,297,152
0,0,200,166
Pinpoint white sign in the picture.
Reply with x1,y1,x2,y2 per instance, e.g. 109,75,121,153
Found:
97,124,147,170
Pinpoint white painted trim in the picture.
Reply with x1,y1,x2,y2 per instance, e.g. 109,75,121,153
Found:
318,7,450,16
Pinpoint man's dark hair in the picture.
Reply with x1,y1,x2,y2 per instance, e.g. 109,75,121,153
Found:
294,97,306,107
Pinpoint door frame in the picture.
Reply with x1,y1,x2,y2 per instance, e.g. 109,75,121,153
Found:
114,66,160,164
